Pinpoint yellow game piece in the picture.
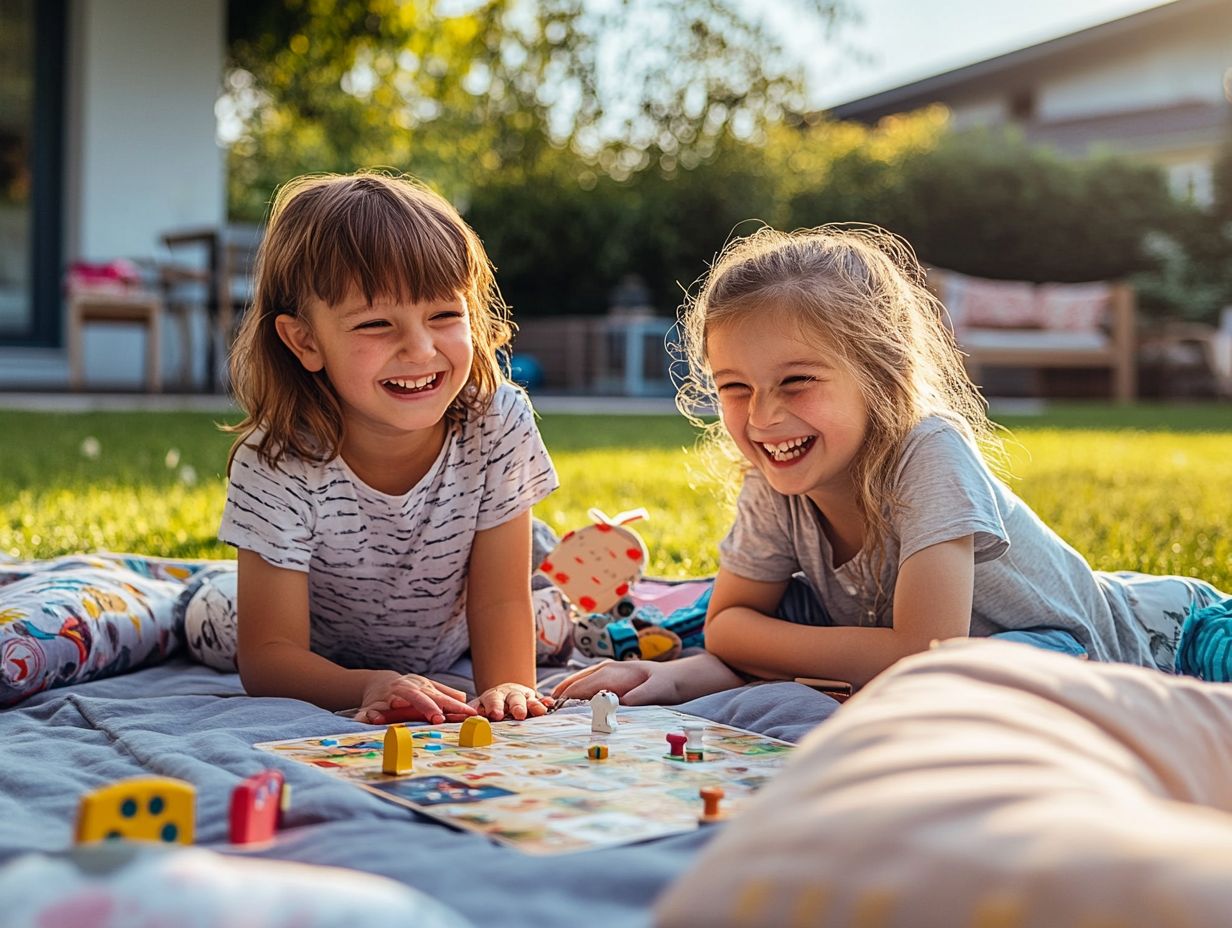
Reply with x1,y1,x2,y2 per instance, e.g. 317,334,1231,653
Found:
587,744,609,760
459,716,493,747
383,725,414,775
76,776,195,845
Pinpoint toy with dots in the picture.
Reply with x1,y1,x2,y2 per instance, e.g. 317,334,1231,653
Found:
76,776,196,845
539,508,706,662
539,508,649,615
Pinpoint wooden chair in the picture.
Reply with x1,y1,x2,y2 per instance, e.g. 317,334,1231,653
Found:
160,225,262,392
67,289,164,392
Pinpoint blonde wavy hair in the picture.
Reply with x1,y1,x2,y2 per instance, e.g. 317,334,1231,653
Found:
676,224,1005,609
226,172,512,470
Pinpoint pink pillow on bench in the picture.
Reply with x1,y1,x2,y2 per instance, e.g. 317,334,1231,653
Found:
943,272,1040,330
1037,281,1111,331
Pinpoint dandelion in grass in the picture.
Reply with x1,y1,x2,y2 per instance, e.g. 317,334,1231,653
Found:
179,465,198,486
80,437,100,459
165,448,181,468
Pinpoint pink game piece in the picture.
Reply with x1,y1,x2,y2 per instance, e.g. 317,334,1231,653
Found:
666,732,687,758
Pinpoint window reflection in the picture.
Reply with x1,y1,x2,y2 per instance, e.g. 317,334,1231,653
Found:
0,0,33,335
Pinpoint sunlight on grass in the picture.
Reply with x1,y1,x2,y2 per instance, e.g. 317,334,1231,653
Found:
1,405,1229,589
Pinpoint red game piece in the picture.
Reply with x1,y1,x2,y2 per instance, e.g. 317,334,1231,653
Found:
229,769,287,844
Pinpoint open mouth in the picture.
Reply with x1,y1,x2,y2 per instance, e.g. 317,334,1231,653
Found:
759,435,816,464
381,373,442,396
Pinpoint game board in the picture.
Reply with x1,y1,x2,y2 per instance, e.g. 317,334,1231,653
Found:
256,707,795,854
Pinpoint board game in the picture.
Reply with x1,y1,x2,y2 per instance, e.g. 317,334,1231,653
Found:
256,706,794,854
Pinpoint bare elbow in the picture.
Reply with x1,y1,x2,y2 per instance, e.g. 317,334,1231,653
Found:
703,615,739,663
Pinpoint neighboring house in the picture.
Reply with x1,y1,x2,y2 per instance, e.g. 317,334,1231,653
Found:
830,0,1232,205
0,0,225,389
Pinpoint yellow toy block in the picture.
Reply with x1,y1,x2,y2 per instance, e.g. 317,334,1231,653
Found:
458,716,493,747
76,776,195,845
382,726,414,775
587,744,609,760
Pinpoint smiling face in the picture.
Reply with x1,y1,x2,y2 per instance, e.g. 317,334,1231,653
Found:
275,286,474,444
708,314,869,508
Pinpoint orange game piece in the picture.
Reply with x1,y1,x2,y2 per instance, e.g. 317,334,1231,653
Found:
699,786,726,824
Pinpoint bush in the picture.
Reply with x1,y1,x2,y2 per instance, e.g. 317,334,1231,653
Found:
466,138,781,317
790,128,1179,284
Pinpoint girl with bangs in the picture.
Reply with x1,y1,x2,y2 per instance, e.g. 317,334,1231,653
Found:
555,225,1226,705
220,172,558,725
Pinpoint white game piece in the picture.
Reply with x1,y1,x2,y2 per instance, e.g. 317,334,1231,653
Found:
591,690,619,734
683,721,704,760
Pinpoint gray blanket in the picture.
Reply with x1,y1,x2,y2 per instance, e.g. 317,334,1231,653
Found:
1,660,839,927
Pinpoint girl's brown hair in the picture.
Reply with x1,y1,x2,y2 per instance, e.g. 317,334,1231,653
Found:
676,224,1005,612
226,172,511,469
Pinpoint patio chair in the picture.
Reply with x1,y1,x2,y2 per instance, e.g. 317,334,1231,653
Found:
160,225,261,392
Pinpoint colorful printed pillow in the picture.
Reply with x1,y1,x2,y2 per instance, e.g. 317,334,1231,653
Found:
0,554,213,707
1036,281,1111,331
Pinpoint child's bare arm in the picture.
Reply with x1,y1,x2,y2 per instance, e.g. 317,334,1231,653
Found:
706,536,975,688
466,510,549,720
235,548,471,719
552,652,747,704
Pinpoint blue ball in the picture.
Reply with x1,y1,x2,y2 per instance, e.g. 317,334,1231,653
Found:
509,353,544,389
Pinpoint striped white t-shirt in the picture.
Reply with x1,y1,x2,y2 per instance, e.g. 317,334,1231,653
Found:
219,384,558,674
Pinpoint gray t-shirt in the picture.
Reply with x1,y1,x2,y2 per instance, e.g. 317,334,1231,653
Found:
719,416,1156,667
219,384,558,674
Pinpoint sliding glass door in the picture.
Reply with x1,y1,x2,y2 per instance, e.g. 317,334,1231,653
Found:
0,0,63,346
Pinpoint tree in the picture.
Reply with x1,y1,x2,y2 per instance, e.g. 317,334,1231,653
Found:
223,0,849,219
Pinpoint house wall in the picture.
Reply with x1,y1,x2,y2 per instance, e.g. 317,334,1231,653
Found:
69,0,225,262
1034,22,1229,122
0,0,225,390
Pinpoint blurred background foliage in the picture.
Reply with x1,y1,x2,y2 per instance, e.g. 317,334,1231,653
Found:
224,0,1232,325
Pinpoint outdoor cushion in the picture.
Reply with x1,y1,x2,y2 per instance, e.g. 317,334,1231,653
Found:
0,554,215,706
1037,281,1111,331
656,638,1232,928
958,327,1109,352
944,272,1040,329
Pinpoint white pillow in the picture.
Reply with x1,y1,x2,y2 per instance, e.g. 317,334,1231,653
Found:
0,844,471,928
657,639,1232,928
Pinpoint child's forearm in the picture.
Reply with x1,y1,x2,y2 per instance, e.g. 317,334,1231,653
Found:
705,607,927,689
239,641,397,711
665,652,749,701
467,603,538,694
469,638,537,694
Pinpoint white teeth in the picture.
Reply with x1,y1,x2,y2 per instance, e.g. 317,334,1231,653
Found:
385,374,437,390
760,436,814,461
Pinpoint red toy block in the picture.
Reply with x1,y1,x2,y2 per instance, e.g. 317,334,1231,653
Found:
229,769,287,844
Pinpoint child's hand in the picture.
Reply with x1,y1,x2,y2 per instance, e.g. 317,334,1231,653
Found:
357,673,477,725
552,660,679,705
471,683,553,721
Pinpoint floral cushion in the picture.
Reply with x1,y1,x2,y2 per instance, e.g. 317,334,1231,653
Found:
0,554,222,707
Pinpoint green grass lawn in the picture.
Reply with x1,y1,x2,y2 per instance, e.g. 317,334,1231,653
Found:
2,403,1230,588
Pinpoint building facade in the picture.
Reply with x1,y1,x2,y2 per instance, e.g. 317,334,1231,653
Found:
830,0,1232,205
0,0,225,388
